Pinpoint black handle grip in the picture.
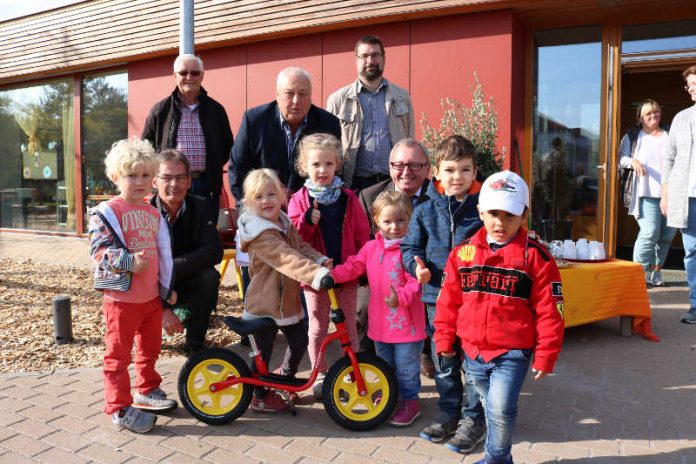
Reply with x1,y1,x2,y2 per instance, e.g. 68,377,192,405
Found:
319,275,335,290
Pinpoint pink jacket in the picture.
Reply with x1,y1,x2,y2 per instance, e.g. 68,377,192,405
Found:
332,234,425,344
288,187,370,282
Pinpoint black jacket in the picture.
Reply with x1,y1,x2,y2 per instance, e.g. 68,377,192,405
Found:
150,193,223,283
142,88,234,197
358,178,431,233
227,101,341,201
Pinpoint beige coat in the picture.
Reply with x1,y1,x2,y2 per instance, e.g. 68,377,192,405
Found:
238,210,330,325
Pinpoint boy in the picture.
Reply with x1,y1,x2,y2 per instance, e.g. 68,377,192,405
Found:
434,170,565,462
401,135,486,450
88,138,178,434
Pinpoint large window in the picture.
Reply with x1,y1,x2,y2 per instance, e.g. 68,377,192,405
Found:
0,80,75,231
81,72,128,225
532,27,602,241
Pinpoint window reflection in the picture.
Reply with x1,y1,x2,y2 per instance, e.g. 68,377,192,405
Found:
0,80,75,231
623,20,696,54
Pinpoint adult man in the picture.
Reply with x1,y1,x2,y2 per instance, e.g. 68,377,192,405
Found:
327,35,415,190
228,67,341,201
142,54,234,213
356,138,435,378
151,150,223,353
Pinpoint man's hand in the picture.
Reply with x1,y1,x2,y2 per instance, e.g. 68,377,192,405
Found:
439,351,455,358
162,308,184,336
532,368,548,380
132,250,148,273
660,190,668,216
414,256,431,284
310,200,321,225
384,286,398,308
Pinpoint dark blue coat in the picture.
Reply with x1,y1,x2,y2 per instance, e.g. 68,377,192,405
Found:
227,101,341,201
401,179,483,304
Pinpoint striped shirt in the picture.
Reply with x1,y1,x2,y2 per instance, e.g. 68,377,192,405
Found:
355,80,392,177
176,104,207,172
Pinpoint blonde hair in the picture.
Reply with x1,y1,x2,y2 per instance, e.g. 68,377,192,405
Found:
242,168,288,207
295,133,343,176
104,137,157,183
637,99,660,124
372,190,413,224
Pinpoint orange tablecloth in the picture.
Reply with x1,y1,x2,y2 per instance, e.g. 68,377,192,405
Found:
559,259,659,341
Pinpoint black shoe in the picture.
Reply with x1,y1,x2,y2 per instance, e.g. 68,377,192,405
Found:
681,308,696,324
445,416,486,454
419,414,459,443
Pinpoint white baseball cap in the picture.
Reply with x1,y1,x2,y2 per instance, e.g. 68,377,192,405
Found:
478,170,529,216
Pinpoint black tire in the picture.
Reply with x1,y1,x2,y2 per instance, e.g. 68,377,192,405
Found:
322,352,398,431
177,347,253,425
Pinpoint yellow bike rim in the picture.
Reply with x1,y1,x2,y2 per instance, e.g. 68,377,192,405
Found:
186,357,245,416
330,362,391,422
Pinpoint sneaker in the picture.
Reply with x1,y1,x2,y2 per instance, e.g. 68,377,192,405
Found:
250,390,289,413
472,457,513,464
312,372,326,400
445,416,486,454
681,308,696,324
132,388,178,412
419,414,459,443
644,270,652,285
651,270,663,286
389,399,421,427
420,353,435,379
112,406,156,433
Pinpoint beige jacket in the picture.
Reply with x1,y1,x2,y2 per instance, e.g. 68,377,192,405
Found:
238,210,330,325
326,79,415,186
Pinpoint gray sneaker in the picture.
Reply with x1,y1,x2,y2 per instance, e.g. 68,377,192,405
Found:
112,406,156,433
681,308,696,324
651,270,663,287
445,416,486,454
312,373,326,400
419,414,459,443
132,388,178,412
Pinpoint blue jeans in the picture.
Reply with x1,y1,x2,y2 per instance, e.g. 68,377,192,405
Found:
634,197,676,272
681,198,696,309
464,350,532,464
426,304,484,422
375,340,423,400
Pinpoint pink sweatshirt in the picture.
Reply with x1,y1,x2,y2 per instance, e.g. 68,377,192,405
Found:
332,233,425,344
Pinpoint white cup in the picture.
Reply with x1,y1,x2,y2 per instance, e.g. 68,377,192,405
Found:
576,239,590,260
589,241,606,260
549,240,564,259
562,239,577,260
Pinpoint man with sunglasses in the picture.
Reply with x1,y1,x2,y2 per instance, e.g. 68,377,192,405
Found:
327,35,415,190
143,54,234,214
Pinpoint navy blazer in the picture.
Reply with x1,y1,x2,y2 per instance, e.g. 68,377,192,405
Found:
227,101,341,201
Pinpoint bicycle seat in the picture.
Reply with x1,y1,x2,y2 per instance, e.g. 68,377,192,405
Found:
223,315,275,336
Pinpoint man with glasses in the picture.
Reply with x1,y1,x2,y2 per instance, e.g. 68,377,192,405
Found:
143,54,234,214
327,35,415,190
151,149,223,353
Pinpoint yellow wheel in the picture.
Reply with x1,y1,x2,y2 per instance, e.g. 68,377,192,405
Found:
177,348,252,425
322,352,398,430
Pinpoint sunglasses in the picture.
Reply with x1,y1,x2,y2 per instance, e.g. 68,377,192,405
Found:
177,70,202,77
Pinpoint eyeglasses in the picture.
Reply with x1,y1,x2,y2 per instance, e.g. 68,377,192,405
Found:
157,174,189,183
390,161,428,172
356,52,384,61
177,70,202,77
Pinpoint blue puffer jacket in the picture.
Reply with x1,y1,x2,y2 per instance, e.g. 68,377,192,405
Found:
401,179,483,304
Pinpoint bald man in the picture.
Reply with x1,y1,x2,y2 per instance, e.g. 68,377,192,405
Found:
228,66,341,201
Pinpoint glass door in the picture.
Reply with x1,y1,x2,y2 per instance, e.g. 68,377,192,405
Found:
531,26,606,243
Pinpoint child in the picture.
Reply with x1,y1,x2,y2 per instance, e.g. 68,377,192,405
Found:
435,170,565,462
401,135,486,450
288,133,370,399
88,138,177,434
331,190,425,426
237,168,333,412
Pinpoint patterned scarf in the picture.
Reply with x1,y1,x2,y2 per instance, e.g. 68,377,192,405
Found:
304,176,344,205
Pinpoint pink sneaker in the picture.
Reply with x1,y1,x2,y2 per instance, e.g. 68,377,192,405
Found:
250,390,289,413
389,399,421,427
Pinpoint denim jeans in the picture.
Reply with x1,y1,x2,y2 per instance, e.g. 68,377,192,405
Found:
634,197,677,272
426,304,484,422
681,198,696,309
375,340,423,400
464,349,532,464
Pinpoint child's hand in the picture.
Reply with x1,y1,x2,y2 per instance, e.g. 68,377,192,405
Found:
323,258,334,269
310,200,321,225
439,351,455,358
162,308,184,336
132,250,148,273
414,256,431,284
167,291,178,306
532,369,548,380
384,286,398,307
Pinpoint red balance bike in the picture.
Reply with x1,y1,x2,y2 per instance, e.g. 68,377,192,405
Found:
178,278,398,431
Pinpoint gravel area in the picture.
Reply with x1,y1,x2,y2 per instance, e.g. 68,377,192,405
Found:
0,257,242,373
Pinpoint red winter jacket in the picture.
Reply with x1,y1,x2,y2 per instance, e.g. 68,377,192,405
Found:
434,227,565,373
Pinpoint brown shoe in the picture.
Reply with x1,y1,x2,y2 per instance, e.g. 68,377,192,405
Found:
420,353,435,379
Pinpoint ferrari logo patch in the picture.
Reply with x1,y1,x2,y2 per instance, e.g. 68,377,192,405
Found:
556,302,565,319
457,245,476,262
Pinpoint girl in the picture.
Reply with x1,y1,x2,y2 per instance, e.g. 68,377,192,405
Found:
237,168,332,413
331,190,425,427
288,133,371,399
